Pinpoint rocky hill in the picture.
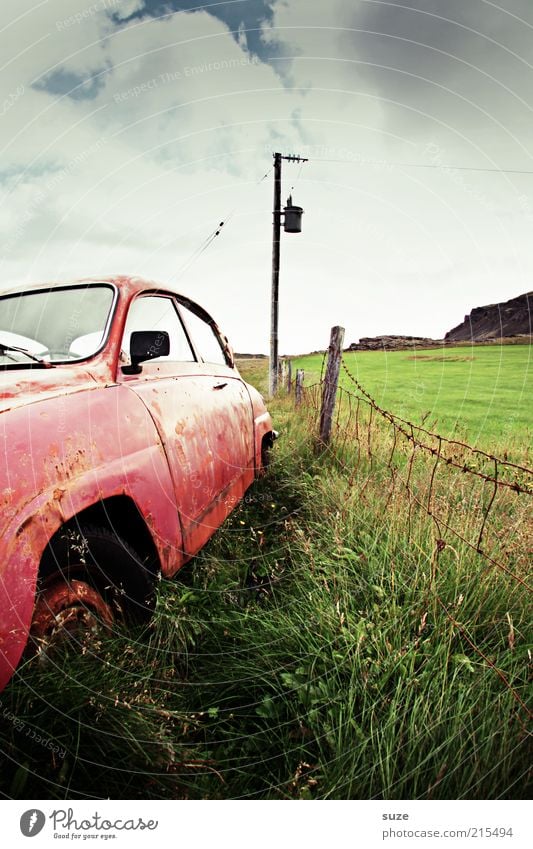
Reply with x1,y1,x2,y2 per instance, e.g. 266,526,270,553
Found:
345,292,531,351
445,292,532,342
346,335,442,352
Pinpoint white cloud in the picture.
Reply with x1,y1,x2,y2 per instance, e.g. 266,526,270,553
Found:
1,0,532,353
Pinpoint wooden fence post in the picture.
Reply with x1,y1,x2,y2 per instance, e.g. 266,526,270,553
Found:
295,369,304,405
286,360,292,393
318,326,345,447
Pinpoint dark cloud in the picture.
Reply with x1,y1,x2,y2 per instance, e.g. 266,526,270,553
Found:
114,0,285,65
347,0,533,141
33,67,107,100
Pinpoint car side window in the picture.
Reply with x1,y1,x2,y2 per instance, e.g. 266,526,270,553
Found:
179,305,228,366
122,296,195,363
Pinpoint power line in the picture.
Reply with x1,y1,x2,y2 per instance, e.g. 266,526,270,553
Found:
309,158,533,175
174,152,530,286
172,165,274,284
172,150,532,285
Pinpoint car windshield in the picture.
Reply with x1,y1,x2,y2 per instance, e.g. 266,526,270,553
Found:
0,284,115,366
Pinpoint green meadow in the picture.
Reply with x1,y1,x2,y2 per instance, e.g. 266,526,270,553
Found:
0,352,530,801
292,345,532,452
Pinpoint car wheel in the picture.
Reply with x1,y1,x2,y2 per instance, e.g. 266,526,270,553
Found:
31,525,155,644
261,431,278,471
31,578,114,641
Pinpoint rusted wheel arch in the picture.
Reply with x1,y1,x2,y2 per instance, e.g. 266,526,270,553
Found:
33,524,156,644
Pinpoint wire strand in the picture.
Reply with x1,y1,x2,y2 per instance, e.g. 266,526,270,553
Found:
172,164,274,284
309,158,533,175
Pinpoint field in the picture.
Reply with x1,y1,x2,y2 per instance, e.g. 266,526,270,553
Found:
292,345,532,453
0,350,530,800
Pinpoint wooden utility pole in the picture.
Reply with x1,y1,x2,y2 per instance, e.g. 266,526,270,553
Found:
269,152,282,397
319,326,345,446
269,152,308,397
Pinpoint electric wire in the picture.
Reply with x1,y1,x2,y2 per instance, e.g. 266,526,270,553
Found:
172,164,274,284
172,152,529,286
309,158,533,175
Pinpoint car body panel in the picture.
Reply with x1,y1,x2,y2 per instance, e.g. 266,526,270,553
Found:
121,361,255,556
0,276,274,691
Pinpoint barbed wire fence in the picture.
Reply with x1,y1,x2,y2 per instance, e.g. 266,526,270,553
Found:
283,329,532,722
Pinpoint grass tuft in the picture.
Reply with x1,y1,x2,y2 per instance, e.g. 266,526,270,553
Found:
0,359,530,800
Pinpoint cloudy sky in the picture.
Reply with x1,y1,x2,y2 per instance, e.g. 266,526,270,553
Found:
1,0,532,353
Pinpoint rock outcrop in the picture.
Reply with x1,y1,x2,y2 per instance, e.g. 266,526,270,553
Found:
445,292,532,342
346,335,442,352
346,293,532,351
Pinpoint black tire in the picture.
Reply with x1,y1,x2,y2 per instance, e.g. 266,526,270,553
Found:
261,432,276,471
37,524,156,630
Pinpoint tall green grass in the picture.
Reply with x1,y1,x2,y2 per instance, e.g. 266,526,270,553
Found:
0,365,530,800
292,344,532,454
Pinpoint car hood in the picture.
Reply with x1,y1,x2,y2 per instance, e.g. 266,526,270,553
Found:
0,367,101,414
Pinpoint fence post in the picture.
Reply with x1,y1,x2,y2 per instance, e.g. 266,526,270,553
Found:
318,326,345,447
286,360,292,393
295,369,304,405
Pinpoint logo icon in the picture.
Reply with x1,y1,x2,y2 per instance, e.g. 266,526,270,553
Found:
20,810,46,837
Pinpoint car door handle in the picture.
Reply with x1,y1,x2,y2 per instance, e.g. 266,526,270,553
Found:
213,382,228,390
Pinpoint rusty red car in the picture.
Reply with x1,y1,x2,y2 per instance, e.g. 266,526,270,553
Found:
0,276,276,692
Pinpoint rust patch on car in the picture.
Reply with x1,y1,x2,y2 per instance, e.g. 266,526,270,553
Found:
0,274,274,693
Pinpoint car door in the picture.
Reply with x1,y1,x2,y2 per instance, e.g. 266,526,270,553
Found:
118,292,223,558
177,301,256,509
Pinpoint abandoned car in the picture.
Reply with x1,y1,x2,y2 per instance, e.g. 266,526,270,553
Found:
0,276,275,691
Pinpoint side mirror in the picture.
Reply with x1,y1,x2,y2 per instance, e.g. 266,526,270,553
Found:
122,330,170,374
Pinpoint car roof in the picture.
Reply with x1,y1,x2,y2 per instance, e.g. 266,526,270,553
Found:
0,275,221,329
